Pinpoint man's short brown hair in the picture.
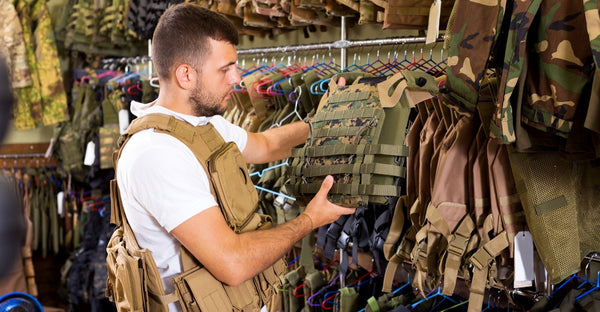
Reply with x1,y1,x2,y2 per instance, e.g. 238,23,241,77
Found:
152,4,239,81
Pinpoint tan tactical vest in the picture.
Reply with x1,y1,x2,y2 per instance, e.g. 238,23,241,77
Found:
105,113,287,312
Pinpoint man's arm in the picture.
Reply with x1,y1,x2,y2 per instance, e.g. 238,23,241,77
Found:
242,120,309,164
171,175,355,286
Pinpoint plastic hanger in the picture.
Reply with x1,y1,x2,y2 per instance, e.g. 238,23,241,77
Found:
149,77,160,88
355,275,412,312
307,274,341,307
362,49,387,74
549,274,586,298
249,159,290,178
249,158,295,201
271,86,303,128
576,271,600,301
411,287,458,309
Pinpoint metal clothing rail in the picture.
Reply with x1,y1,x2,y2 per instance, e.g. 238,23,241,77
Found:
0,153,48,159
237,36,443,55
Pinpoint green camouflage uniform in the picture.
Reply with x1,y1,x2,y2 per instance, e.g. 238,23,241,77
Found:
13,0,68,130
491,0,594,143
0,0,32,89
442,0,506,116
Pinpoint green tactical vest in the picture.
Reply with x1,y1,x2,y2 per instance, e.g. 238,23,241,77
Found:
106,113,286,312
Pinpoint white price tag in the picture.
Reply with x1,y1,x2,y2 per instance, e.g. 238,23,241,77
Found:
119,109,130,134
57,191,65,217
514,231,535,288
83,141,96,166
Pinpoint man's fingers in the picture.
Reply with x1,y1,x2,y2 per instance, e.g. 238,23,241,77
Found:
337,77,346,86
316,175,334,198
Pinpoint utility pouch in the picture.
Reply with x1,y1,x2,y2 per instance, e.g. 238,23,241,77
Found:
208,141,265,232
106,179,171,312
173,266,259,312
105,229,147,312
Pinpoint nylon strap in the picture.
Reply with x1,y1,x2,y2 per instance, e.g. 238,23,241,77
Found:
424,203,451,238
323,215,349,260
312,125,375,138
467,231,510,312
301,163,406,178
383,197,406,260
292,143,410,158
411,226,429,297
442,216,475,295
313,107,380,122
299,183,401,197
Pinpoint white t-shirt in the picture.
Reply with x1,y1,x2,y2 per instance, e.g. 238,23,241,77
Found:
116,101,247,310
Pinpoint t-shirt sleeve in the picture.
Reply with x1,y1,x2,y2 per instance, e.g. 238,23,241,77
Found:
209,115,248,152
124,132,218,232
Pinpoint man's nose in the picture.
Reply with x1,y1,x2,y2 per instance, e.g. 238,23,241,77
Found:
229,69,242,86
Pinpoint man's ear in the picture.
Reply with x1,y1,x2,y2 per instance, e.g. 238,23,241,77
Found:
174,64,195,90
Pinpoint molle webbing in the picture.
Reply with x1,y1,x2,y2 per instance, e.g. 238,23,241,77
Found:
288,73,412,208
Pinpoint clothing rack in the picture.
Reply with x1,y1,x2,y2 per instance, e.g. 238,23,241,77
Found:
237,35,445,68
0,143,55,167
0,153,48,159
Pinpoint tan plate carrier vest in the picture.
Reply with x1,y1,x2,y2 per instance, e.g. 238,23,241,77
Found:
105,113,287,312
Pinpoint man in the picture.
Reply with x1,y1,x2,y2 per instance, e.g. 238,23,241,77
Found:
0,56,26,279
115,3,355,311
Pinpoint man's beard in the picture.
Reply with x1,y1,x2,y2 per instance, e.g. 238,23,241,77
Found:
189,82,228,117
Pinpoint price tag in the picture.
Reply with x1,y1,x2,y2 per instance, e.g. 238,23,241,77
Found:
57,191,65,217
83,141,96,166
426,0,441,44
119,109,130,134
514,231,535,288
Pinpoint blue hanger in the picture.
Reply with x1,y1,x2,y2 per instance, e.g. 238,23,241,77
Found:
576,271,600,301
549,274,586,298
411,287,458,309
270,77,293,95
249,158,290,178
249,159,296,201
356,276,412,312
254,185,295,201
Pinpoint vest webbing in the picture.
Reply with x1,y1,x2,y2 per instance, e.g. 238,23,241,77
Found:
288,72,414,208
109,113,285,311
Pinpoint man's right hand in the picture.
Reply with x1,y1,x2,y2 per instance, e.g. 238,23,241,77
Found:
302,175,356,229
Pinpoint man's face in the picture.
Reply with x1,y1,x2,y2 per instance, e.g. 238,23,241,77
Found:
189,38,241,117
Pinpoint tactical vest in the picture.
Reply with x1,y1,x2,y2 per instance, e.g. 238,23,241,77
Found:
287,71,417,209
105,113,287,312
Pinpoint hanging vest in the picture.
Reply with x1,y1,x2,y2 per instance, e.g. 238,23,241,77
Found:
105,113,287,312
287,71,420,208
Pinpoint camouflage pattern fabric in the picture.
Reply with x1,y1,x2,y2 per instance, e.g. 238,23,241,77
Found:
13,0,43,129
288,72,411,208
12,0,68,130
491,0,595,142
0,0,32,89
442,0,504,115
583,0,600,70
32,0,69,126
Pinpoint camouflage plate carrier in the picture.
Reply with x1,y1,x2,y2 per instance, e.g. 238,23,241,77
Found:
287,70,441,209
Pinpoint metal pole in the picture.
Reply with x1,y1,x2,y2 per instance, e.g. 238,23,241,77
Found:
148,39,153,77
236,36,444,55
340,16,347,69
